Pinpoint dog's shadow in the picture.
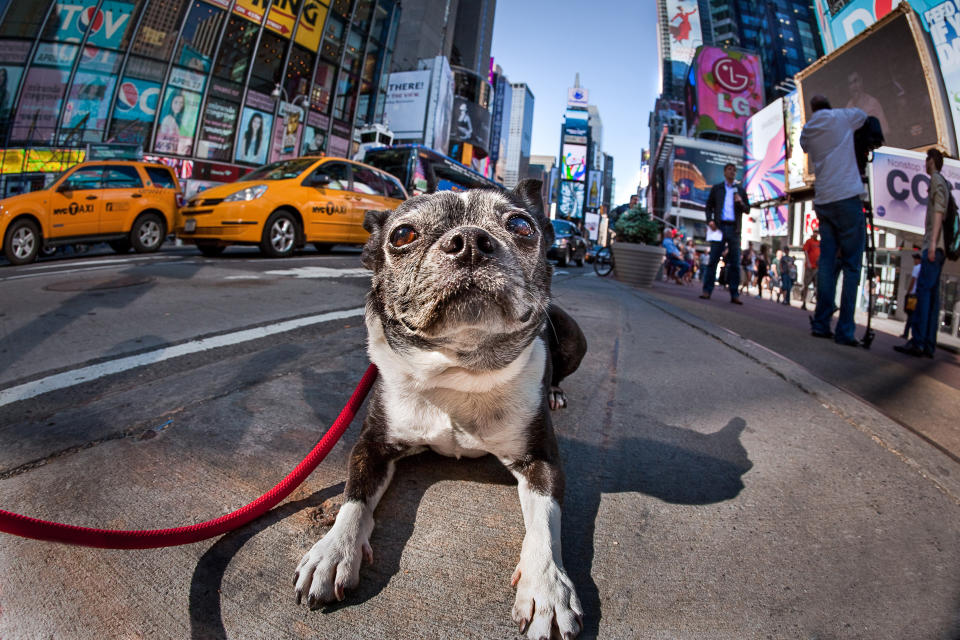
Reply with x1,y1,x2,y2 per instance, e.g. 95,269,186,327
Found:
187,417,752,639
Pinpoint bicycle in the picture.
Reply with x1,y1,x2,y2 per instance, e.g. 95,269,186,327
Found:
593,245,613,277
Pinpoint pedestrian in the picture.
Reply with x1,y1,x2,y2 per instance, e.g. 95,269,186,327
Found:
662,228,689,284
894,148,949,357
801,231,820,310
698,249,709,283
755,244,770,299
899,252,922,339
700,162,750,304
799,94,868,346
684,239,697,283
780,246,797,305
740,245,756,296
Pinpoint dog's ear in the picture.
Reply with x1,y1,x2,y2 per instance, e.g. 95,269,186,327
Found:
511,179,545,215
361,209,390,271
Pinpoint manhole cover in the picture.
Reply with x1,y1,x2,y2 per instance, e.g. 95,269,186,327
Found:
45,276,154,292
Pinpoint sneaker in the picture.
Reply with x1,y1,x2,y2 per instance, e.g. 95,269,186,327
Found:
893,344,924,357
730,298,743,305
699,293,711,299
835,337,859,347
811,329,834,339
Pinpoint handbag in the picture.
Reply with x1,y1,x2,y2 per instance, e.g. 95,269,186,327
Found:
905,294,918,312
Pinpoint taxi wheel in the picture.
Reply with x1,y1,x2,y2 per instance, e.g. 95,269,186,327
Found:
131,213,166,253
4,218,40,265
261,211,298,258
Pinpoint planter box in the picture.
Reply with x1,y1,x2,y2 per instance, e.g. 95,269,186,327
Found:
612,242,665,288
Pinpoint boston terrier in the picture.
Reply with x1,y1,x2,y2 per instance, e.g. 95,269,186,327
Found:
294,180,587,639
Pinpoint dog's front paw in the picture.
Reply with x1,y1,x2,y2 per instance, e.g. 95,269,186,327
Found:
548,386,568,410
294,502,373,607
510,560,583,639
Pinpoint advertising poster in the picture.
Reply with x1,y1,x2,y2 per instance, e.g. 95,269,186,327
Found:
60,70,117,141
302,109,329,155
235,106,273,165
760,205,789,237
559,181,585,221
294,0,328,51
744,98,786,204
689,46,764,137
269,103,304,162
424,57,453,153
561,144,587,181
587,170,602,208
869,146,960,233
196,98,238,161
798,9,939,152
449,96,491,152
385,70,430,139
10,66,71,143
563,109,589,137
584,211,600,241
665,0,703,88
234,0,269,23
49,0,136,49
785,91,808,191
671,138,743,213
154,88,201,155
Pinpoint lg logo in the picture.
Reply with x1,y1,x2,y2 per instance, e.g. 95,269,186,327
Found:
713,57,751,92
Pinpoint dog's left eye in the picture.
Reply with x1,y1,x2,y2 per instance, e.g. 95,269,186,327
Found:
389,225,419,247
505,215,535,238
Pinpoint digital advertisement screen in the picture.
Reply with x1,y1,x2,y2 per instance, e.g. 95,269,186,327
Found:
688,46,763,137
559,180,585,221
744,98,785,205
561,144,587,181
671,139,743,213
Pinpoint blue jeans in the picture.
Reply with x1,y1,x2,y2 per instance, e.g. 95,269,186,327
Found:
702,223,741,298
909,249,945,354
667,256,690,279
781,276,793,303
812,196,865,342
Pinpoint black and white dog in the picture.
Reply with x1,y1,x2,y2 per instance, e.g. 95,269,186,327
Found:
294,180,587,639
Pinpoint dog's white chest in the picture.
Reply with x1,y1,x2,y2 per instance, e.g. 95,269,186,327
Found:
370,331,546,461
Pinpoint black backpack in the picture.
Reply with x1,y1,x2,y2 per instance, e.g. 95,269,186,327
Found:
944,190,960,261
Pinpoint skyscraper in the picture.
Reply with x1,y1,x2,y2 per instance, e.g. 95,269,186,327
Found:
504,82,533,188
709,0,823,100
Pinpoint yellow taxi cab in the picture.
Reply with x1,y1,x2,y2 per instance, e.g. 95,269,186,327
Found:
1,160,182,265
175,156,407,257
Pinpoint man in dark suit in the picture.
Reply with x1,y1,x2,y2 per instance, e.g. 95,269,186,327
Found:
700,163,750,304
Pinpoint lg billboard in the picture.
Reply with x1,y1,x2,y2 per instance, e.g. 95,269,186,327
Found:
686,47,764,138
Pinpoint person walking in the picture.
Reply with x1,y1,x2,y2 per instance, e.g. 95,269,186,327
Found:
801,231,820,310
755,244,770,299
800,94,868,346
740,245,756,296
894,149,949,357
780,246,797,305
900,251,922,339
700,163,750,304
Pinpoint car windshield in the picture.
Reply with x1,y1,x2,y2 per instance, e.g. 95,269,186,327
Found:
243,158,318,181
552,219,575,236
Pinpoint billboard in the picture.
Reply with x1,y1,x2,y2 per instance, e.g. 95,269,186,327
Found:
560,144,587,181
559,180,585,220
567,87,589,108
670,137,743,214
759,204,789,237
785,90,808,191
385,70,430,139
744,98,786,204
235,107,273,165
665,0,703,90
688,46,764,137
797,6,952,158
869,145,960,233
587,170,602,208
423,57,453,154
449,96,491,152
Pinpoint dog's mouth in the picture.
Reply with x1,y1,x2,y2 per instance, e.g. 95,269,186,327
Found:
393,281,539,339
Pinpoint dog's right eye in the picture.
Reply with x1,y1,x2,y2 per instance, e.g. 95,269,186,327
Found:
389,225,419,247
505,215,535,238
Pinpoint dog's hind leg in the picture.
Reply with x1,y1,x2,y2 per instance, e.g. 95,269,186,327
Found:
294,424,417,607
504,453,583,639
546,305,587,410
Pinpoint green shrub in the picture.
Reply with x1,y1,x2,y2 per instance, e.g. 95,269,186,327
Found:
614,207,661,245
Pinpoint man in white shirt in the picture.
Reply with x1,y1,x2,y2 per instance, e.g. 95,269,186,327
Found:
700,163,749,304
799,95,868,346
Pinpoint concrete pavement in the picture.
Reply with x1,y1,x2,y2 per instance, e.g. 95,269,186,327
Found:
1,270,958,639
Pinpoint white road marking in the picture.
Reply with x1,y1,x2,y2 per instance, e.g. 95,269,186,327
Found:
0,306,366,407
264,267,369,278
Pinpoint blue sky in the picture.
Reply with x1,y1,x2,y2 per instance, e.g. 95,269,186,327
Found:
490,1,660,207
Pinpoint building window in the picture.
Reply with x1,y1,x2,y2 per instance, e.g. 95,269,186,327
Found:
249,30,290,96
131,0,192,62
174,1,226,73
212,15,259,86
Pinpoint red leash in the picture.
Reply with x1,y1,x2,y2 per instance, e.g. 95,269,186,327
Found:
0,364,377,549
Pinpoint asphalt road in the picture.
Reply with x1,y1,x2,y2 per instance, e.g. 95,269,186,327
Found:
1,248,958,639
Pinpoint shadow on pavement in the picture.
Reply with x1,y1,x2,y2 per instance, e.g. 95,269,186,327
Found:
188,482,345,640
562,417,753,638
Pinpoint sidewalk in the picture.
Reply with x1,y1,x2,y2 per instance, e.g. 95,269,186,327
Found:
644,275,960,463
1,272,958,639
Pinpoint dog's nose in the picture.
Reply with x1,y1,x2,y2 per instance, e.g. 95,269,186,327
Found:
440,226,497,264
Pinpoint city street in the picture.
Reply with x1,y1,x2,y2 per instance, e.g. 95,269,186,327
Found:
1,249,958,639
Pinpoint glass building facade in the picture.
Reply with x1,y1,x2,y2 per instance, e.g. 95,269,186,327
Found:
0,0,399,191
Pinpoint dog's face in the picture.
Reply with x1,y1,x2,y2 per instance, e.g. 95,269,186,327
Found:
361,180,554,369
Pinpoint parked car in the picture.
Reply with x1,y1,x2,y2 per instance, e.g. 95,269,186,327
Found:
1,161,182,265
175,157,407,257
547,218,588,267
